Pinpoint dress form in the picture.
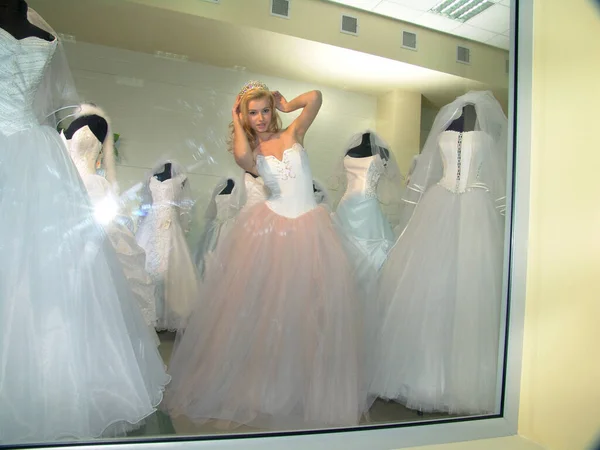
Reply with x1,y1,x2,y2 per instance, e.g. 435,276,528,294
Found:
346,131,390,160
154,162,172,182
0,0,53,41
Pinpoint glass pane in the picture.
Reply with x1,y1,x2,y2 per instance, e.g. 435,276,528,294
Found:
0,0,514,446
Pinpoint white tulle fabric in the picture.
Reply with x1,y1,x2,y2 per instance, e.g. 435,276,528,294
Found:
136,174,201,331
0,26,169,445
165,144,367,429
369,130,505,415
63,127,157,326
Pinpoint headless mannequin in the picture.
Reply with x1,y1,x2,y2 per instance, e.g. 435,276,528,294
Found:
445,104,477,133
346,132,390,161
154,163,172,182
64,115,108,143
219,179,235,195
0,0,53,41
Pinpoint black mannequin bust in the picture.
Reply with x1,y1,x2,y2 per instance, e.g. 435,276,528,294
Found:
0,0,54,41
445,104,477,133
219,178,235,195
346,132,390,160
64,115,108,143
154,162,172,182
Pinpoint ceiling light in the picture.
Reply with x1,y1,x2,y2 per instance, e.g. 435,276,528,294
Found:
430,0,493,22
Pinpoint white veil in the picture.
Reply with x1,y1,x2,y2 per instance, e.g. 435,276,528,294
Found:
28,8,79,129
330,130,405,224
397,90,508,233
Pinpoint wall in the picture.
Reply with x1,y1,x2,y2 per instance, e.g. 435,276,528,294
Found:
127,0,509,91
517,1,600,449
63,41,377,230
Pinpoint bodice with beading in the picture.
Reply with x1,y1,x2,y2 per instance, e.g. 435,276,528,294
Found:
0,28,56,135
340,154,386,201
256,143,317,219
437,131,488,193
62,126,102,177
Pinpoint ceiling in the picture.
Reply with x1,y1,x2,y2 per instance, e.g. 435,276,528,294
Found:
327,0,511,50
28,0,500,107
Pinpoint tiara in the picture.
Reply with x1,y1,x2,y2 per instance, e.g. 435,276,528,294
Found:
239,80,269,96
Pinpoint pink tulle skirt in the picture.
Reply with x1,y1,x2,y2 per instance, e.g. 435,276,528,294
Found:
164,203,366,430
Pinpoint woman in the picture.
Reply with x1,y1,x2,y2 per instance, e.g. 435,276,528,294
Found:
164,81,367,430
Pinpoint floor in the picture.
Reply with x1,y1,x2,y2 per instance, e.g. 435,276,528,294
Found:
126,331,459,438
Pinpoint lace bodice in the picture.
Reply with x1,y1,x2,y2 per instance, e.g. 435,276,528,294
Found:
256,143,317,218
150,174,186,213
437,131,488,193
341,154,386,200
62,127,102,177
0,28,56,135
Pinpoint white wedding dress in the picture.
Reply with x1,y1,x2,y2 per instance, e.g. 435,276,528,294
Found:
370,130,503,415
62,127,157,326
136,174,200,331
0,26,169,444
195,173,268,277
333,154,395,280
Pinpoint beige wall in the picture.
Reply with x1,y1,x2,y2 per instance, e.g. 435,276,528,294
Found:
376,89,422,175
127,0,508,91
517,0,600,449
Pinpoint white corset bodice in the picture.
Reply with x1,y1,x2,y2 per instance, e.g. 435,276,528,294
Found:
437,131,488,193
0,29,56,135
62,126,102,177
341,154,386,200
256,143,317,218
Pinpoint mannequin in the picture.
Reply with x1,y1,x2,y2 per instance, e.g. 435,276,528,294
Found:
0,10,170,442
64,114,108,143
62,103,157,327
136,160,200,331
154,162,172,182
445,104,477,132
0,0,53,41
219,178,235,195
346,131,390,160
369,91,507,416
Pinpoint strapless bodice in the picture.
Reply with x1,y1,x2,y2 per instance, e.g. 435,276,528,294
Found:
256,143,317,219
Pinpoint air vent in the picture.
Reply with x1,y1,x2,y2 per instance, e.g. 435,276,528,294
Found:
271,0,290,19
402,31,417,50
341,14,358,36
457,45,470,64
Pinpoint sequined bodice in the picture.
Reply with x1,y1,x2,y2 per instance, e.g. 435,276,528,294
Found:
149,175,186,221
438,131,487,193
256,143,317,218
341,154,385,201
0,28,57,135
62,127,102,177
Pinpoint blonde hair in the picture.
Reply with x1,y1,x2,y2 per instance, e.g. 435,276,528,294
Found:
228,89,282,153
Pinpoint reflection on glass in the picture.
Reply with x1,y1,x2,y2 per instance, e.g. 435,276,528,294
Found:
0,0,512,446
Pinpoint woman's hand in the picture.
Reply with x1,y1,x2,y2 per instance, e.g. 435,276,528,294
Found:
232,95,242,122
272,91,290,113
